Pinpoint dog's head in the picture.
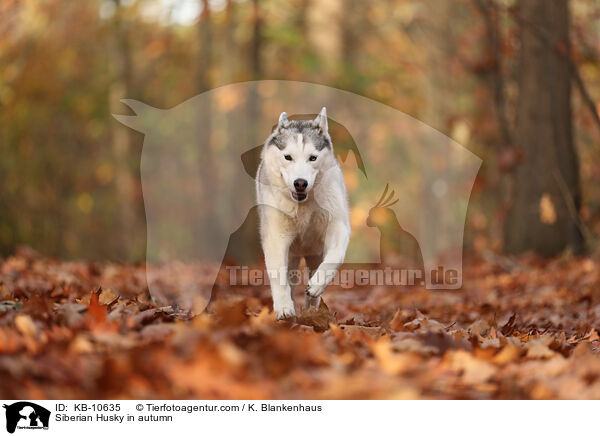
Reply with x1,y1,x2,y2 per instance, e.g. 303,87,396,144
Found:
263,107,333,202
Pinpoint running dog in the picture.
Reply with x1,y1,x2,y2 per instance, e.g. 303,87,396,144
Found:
256,108,351,319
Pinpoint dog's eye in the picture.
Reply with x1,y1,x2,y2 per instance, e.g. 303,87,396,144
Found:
309,155,317,162
284,155,293,161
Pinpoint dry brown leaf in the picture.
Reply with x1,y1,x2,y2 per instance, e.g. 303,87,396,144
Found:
444,350,497,385
526,340,559,359
297,299,336,332
214,299,248,326
339,324,384,338
492,345,521,365
14,314,38,338
87,289,107,324
371,338,418,375
469,319,491,337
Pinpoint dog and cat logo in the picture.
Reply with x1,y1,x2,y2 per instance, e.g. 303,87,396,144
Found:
2,402,50,433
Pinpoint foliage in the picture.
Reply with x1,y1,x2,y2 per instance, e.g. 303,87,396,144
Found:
2,248,600,399
1,0,600,259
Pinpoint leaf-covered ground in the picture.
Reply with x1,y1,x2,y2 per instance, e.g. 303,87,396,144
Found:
2,248,600,399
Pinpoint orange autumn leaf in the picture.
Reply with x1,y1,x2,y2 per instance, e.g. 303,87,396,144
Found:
87,288,107,324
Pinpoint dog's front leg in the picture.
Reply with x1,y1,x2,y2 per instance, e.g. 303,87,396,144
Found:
306,219,350,299
263,232,295,319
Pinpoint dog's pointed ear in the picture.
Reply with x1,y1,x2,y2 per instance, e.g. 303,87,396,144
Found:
314,107,328,133
277,112,289,129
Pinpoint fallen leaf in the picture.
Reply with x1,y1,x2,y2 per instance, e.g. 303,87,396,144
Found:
297,299,336,332
526,340,559,359
14,314,37,338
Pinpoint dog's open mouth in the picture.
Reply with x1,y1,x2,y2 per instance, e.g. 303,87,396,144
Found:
291,191,308,202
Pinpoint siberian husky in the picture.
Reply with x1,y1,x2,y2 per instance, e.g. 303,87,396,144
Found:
256,108,351,319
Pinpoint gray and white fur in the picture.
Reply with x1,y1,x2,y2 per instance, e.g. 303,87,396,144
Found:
256,107,351,319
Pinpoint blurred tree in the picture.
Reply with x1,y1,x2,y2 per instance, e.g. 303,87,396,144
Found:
110,0,138,258
197,0,212,91
223,0,237,84
238,0,264,259
250,0,262,79
504,0,584,255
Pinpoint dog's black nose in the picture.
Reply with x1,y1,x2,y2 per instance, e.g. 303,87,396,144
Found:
294,179,308,192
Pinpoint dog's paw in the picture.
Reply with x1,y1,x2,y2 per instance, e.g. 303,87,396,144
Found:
306,285,324,298
274,302,296,320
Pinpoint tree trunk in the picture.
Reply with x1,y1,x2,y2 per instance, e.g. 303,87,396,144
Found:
250,0,262,79
110,0,137,259
504,0,584,256
222,0,236,84
240,0,263,262
197,0,212,92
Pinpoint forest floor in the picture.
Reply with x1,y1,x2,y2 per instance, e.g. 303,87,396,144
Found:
1,248,600,399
